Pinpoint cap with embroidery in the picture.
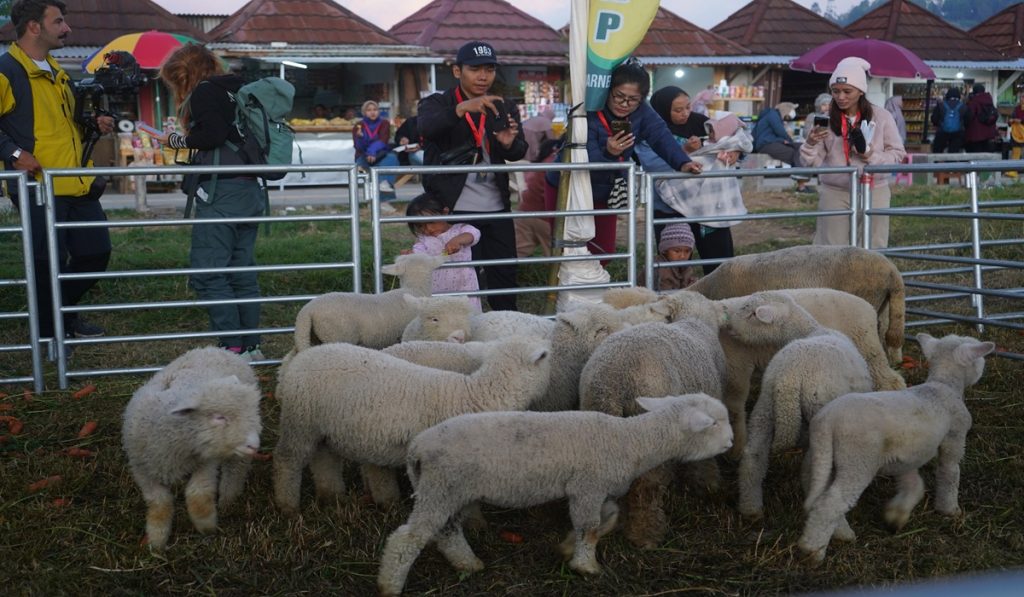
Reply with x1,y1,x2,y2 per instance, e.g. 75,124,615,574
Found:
456,41,499,66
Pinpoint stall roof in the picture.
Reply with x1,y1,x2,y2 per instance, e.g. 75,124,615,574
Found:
0,0,207,46
711,0,851,56
969,2,1024,59
635,7,751,59
388,0,567,66
845,0,1005,61
208,0,406,46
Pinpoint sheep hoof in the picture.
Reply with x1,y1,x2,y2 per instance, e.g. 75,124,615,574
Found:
739,508,764,523
832,519,856,542
569,558,602,576
797,543,827,566
452,556,484,573
557,532,575,559
884,505,911,531
936,505,962,518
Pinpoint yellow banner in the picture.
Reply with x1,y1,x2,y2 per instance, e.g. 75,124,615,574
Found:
585,0,659,110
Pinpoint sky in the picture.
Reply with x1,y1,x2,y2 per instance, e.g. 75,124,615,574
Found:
151,0,862,31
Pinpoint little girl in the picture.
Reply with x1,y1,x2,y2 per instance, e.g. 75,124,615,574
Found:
406,193,482,312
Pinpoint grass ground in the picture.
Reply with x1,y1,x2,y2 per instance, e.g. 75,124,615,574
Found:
0,183,1022,595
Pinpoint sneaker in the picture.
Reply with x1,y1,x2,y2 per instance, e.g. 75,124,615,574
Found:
379,201,398,215
242,345,265,362
379,181,394,193
794,186,816,194
70,317,105,338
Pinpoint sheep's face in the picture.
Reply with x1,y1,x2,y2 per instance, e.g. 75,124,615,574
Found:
918,333,995,389
171,379,262,461
638,394,733,460
405,295,473,343
556,305,624,351
718,293,793,344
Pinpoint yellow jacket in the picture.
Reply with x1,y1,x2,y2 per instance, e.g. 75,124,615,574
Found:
0,42,93,197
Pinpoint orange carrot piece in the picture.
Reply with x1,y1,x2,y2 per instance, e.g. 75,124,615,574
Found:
499,530,525,544
65,447,95,458
72,384,97,400
28,475,62,492
77,421,98,438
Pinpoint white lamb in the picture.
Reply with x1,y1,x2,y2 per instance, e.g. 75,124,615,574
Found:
122,347,262,550
797,333,994,563
382,340,487,375
377,393,733,596
687,245,906,362
400,295,474,343
718,292,874,519
578,305,726,548
469,309,555,341
291,253,446,351
272,337,551,514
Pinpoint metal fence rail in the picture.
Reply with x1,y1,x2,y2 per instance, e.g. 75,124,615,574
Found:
0,172,42,392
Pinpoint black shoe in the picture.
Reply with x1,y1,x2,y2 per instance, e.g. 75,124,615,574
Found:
70,317,105,338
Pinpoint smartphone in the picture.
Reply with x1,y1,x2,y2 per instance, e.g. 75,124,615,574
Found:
490,100,511,132
136,121,163,136
813,115,830,128
610,119,632,137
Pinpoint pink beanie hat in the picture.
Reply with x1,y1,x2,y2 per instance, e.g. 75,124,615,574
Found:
829,57,871,93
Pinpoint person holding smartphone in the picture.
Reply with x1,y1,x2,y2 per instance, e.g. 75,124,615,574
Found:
585,59,701,259
801,57,906,249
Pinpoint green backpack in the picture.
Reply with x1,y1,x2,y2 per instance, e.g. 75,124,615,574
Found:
232,76,298,179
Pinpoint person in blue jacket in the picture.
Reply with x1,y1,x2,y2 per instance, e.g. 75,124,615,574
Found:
583,59,702,256
752,101,810,192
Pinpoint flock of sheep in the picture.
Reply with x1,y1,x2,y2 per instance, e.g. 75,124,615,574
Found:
119,245,995,595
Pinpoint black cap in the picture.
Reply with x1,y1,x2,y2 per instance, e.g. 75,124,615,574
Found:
456,41,499,66
972,83,985,94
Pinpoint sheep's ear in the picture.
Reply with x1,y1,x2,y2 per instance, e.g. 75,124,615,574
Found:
403,294,422,307
955,340,995,364
753,304,778,324
170,395,200,415
648,299,674,321
635,396,667,412
530,347,549,364
434,254,449,265
684,410,716,432
381,263,399,277
916,333,937,356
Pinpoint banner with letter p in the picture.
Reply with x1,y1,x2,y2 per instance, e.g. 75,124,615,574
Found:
585,0,659,110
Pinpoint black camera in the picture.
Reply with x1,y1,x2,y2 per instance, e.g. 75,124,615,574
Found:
74,51,148,166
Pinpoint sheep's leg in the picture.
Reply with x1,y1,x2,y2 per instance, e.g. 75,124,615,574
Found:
798,464,875,563
799,452,854,541
377,503,453,597
683,457,722,493
559,499,619,559
218,457,253,510
141,482,174,550
434,507,484,573
361,463,402,507
724,361,754,459
308,447,346,501
185,462,220,534
738,399,774,518
622,465,671,549
934,437,966,517
272,431,318,515
462,500,488,530
565,493,607,575
885,470,926,530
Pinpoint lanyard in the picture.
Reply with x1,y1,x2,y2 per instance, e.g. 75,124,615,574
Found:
362,119,383,140
454,87,488,151
840,112,860,166
596,111,625,162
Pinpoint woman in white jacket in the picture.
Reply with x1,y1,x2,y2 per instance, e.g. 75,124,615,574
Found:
801,57,906,248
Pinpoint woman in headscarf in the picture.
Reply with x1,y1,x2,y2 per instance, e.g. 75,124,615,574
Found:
649,86,708,153
803,92,834,140
884,95,907,143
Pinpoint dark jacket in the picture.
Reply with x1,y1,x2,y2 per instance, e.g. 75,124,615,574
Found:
965,91,998,143
418,87,527,210
586,102,691,204
752,107,792,151
183,75,248,183
930,99,967,134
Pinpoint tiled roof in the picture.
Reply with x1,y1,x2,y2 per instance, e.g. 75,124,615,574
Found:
845,0,1004,61
635,7,750,58
969,2,1024,58
1,0,207,45
711,0,851,56
208,0,405,45
388,0,567,63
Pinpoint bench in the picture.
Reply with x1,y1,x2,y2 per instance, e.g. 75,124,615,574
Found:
907,152,1003,187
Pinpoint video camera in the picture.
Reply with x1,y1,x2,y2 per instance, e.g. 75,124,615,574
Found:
74,51,148,166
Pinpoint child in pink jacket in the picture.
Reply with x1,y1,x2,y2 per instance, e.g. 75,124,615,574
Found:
801,57,906,249
405,193,482,312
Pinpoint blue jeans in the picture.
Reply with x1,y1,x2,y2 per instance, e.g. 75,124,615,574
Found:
356,152,399,189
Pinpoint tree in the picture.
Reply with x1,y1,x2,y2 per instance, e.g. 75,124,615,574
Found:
810,2,822,15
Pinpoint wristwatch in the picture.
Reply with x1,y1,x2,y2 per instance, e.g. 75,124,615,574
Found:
11,148,22,161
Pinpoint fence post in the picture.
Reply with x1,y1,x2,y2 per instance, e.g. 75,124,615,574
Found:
859,173,872,249
349,166,362,295
368,168,384,294
849,170,860,247
643,171,655,289
967,169,985,332
40,174,71,388
626,164,637,286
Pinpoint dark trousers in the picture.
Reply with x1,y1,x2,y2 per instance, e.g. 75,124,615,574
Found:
12,188,111,338
932,131,965,153
965,140,993,153
453,209,518,311
654,211,734,276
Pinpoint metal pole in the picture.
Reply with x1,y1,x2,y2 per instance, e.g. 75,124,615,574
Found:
16,177,44,392
644,171,655,289
860,174,873,249
369,168,384,294
849,170,859,247
968,169,985,332
626,165,636,286
41,174,69,388
349,165,362,295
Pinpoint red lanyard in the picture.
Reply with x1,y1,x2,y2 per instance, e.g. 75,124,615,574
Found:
596,111,625,162
454,87,488,151
840,112,860,166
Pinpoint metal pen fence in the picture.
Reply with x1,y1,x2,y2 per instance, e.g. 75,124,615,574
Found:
1,172,43,392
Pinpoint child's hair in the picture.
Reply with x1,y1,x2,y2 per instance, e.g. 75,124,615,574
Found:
405,192,447,234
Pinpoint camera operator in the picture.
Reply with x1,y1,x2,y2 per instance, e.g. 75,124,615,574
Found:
1,0,113,342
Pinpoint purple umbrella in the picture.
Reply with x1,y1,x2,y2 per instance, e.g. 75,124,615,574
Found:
790,38,936,79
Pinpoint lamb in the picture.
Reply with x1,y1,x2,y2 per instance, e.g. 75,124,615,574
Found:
291,253,446,352
121,347,262,550
602,286,658,309
400,295,474,343
687,245,906,362
469,309,556,341
377,393,733,596
382,340,487,375
578,307,726,549
718,292,874,519
272,337,551,514
798,333,994,563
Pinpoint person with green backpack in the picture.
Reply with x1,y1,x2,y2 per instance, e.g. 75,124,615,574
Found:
157,44,272,361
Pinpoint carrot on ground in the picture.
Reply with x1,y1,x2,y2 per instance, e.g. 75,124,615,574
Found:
65,447,95,458
77,421,98,438
72,384,97,400
499,530,525,544
28,475,63,492
1,415,24,435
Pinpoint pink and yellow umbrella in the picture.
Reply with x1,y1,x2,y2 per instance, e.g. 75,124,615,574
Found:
82,30,203,73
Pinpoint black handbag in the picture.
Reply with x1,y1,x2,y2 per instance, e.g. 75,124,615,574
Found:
438,143,480,166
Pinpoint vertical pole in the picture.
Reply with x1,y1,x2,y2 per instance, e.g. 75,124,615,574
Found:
968,169,984,332
626,164,636,286
41,174,68,388
17,177,44,392
369,168,384,294
860,173,873,249
644,171,655,289
848,170,859,247
349,165,362,295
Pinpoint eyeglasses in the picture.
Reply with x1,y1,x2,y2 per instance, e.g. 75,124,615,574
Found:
610,91,643,107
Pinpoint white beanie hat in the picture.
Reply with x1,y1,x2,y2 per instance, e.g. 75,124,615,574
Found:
829,57,871,93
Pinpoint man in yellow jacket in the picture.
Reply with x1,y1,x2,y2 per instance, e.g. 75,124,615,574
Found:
1,0,114,341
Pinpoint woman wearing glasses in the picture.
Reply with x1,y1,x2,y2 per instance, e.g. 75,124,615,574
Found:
585,60,702,258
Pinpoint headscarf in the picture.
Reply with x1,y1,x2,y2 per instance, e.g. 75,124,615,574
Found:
650,86,689,137
692,88,719,117
704,113,744,142
884,96,907,142
814,93,833,113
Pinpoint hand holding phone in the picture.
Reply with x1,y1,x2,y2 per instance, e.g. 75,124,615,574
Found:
490,100,511,132
610,119,632,136
813,115,830,129
136,122,163,136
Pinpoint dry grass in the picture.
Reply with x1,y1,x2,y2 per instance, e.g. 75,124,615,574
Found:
1,184,1022,594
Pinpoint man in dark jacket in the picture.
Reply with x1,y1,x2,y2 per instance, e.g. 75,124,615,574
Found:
418,41,527,311
965,83,998,153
